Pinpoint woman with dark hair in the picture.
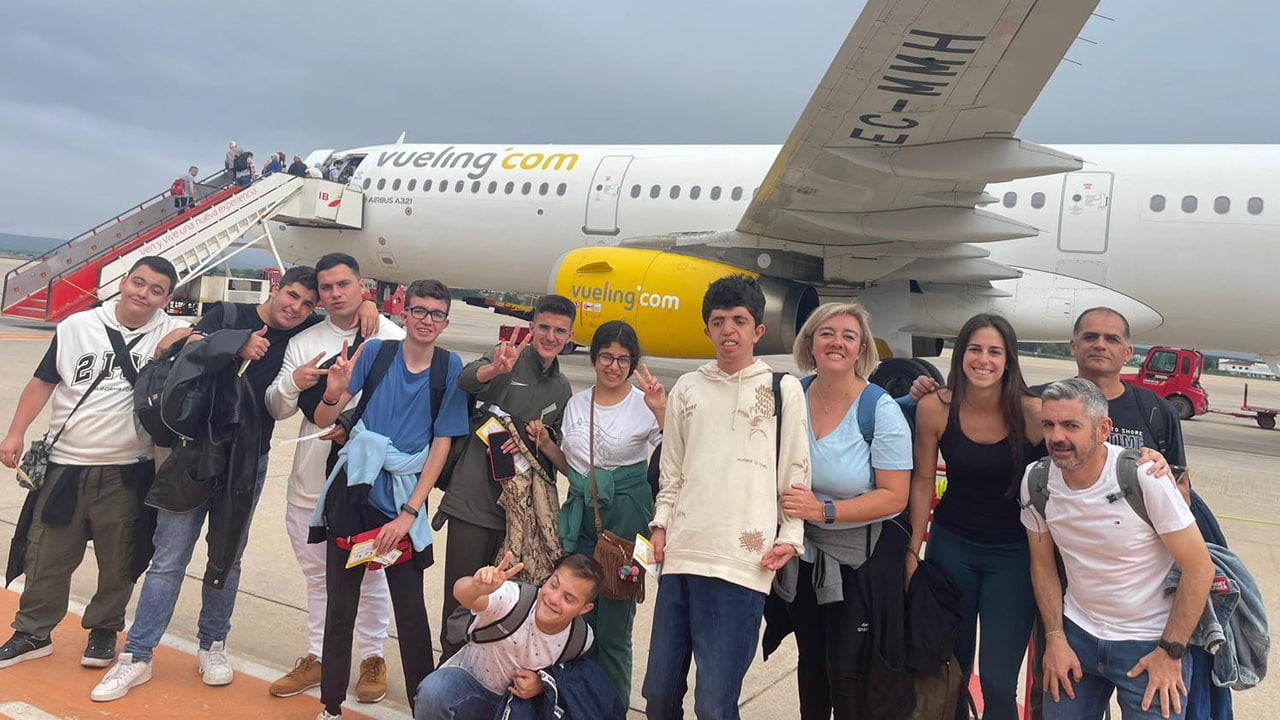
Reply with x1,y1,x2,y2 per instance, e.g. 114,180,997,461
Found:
528,320,665,703
907,313,1045,720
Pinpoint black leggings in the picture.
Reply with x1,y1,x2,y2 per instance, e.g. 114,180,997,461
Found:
786,522,915,720
321,540,434,714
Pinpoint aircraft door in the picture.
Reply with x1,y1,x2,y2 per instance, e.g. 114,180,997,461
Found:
1057,171,1113,254
583,155,634,237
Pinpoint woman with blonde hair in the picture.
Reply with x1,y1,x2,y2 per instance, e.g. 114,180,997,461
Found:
767,302,916,719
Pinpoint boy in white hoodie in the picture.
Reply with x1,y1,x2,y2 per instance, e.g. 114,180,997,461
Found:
642,275,810,720
0,257,188,670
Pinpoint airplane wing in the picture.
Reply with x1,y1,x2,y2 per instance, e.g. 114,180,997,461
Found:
735,0,1099,289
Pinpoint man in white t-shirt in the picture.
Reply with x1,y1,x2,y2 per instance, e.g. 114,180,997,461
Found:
1020,378,1212,720
264,253,404,702
413,553,601,720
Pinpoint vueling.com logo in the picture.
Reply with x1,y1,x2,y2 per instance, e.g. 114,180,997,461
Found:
570,282,680,311
374,146,579,180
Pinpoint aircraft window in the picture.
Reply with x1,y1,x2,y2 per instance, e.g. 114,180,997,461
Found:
556,183,567,196
488,181,497,194
392,179,401,191
505,181,515,194
377,179,386,190
362,178,372,190
731,187,743,201
753,187,759,198
1149,194,1165,212
670,185,681,199
539,182,549,196
421,179,432,192
1181,195,1197,213
690,186,701,200
472,181,481,193
455,180,465,193
1248,196,1264,215
650,185,661,199
521,182,532,195
1003,192,1017,208
1214,196,1230,214
710,186,722,200
440,180,448,193
406,180,416,192
630,184,641,198
1031,192,1045,209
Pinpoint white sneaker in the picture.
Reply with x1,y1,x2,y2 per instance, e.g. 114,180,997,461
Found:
197,640,234,686
315,711,342,719
90,653,153,702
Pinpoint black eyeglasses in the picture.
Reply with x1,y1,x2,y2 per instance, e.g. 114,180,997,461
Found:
406,307,448,323
597,353,632,368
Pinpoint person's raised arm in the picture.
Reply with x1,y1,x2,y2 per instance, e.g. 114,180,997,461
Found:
453,551,525,613
471,338,529,386
314,341,364,428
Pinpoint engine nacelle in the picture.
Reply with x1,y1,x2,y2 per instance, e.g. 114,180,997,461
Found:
549,247,819,359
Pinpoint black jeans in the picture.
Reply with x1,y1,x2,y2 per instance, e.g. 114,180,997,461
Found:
322,540,434,714
438,515,503,662
786,523,915,720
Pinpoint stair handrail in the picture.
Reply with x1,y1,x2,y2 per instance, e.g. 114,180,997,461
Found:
2,169,235,292
4,180,243,318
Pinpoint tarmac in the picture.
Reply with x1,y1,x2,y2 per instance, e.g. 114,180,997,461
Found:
0,275,1276,718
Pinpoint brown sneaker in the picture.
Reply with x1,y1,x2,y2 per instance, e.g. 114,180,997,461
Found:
269,654,322,697
355,656,387,703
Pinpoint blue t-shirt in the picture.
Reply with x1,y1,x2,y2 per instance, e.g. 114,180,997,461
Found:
807,386,913,531
347,339,469,516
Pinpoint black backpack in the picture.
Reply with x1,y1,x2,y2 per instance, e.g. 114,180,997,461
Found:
232,152,249,172
134,303,238,447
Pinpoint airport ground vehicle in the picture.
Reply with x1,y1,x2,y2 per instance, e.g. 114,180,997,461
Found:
1120,346,1209,420
1209,384,1279,430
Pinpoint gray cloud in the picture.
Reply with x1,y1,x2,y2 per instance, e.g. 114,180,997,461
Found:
2,0,1276,238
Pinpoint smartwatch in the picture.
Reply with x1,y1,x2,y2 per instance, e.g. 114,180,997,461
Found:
822,500,836,525
1158,638,1186,660
399,503,420,518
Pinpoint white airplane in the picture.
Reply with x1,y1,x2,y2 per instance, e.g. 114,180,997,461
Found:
262,0,1279,388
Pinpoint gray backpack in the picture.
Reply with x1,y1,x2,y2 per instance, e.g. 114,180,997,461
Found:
1024,448,1152,528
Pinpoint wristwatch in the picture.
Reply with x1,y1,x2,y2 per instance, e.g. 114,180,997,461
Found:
399,503,420,518
1158,638,1186,660
822,500,836,525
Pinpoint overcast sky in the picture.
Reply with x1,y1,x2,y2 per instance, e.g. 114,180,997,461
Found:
2,0,1274,238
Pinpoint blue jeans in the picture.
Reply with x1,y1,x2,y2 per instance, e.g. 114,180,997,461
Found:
1043,618,1194,720
925,524,1035,720
642,574,766,720
414,666,502,720
124,455,268,662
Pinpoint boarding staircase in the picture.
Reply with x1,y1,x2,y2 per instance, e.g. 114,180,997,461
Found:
2,171,364,322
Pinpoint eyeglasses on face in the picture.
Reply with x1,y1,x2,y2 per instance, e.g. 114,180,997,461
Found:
534,322,571,339
406,306,448,323
596,352,632,368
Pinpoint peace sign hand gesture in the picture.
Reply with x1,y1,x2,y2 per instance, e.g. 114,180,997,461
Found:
473,551,525,595
636,363,667,423
489,337,530,377
292,351,329,391
326,340,365,397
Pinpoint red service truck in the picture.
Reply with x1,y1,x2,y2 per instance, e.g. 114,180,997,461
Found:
1120,346,1209,420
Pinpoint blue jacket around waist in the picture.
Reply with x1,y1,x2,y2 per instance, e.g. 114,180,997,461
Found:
494,658,625,720
1163,542,1269,690
310,421,434,552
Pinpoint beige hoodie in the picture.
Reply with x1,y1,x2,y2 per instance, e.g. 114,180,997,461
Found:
651,359,810,594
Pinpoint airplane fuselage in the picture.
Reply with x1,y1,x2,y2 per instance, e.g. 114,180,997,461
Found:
272,143,1279,358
